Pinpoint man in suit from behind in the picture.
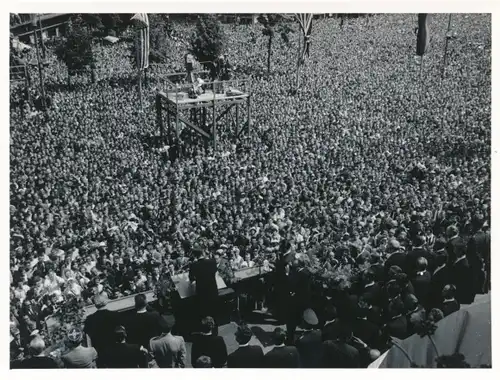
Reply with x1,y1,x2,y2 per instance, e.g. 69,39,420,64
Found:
190,316,228,368
410,257,432,311
467,215,489,294
295,308,323,368
149,315,186,368
351,303,381,349
125,293,165,348
83,293,121,365
439,284,460,317
100,326,148,368
264,327,300,368
383,299,409,341
227,324,264,368
429,241,451,309
287,257,313,344
322,324,360,368
189,245,219,323
17,336,60,369
321,304,342,342
384,240,408,277
449,239,475,304
407,235,436,274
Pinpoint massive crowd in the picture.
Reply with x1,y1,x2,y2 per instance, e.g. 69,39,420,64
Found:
10,14,490,368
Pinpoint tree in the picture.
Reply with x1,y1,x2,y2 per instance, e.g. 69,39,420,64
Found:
190,14,225,67
55,15,96,87
258,14,292,75
80,13,103,32
129,14,171,66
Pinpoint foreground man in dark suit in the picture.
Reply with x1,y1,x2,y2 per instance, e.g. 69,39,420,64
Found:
191,316,228,368
322,325,361,368
125,293,165,348
83,293,121,366
16,336,60,369
227,324,264,368
99,326,148,368
264,327,300,368
189,245,219,323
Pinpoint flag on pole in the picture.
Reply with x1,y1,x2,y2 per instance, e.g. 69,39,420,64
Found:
416,13,429,56
296,13,314,61
130,13,150,69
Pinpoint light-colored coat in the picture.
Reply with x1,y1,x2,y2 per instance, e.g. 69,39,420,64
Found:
149,333,186,368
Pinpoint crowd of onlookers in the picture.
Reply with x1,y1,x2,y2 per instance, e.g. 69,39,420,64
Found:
10,13,490,368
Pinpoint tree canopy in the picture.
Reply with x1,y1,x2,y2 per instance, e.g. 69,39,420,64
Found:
190,14,225,65
55,15,95,76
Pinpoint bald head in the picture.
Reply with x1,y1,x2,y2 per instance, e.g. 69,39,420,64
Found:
29,336,45,356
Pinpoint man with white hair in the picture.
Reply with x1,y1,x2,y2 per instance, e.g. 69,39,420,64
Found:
17,336,59,368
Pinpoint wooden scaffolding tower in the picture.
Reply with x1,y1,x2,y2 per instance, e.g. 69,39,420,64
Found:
156,78,252,151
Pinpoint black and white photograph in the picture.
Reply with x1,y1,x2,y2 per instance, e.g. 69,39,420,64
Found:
7,3,494,371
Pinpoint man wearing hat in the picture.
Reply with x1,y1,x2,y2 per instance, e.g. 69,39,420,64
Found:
83,293,121,363
149,315,186,368
295,308,322,368
61,327,98,368
227,324,264,368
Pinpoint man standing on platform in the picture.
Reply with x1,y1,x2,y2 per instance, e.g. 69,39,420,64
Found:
189,244,219,324
286,256,313,344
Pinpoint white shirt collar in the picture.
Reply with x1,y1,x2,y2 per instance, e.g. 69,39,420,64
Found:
137,309,147,314
416,270,426,276
443,297,456,303
454,256,466,265
274,344,285,348
433,264,446,275
364,281,375,288
239,343,250,347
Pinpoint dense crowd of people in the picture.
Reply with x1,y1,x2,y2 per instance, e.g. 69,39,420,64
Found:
10,13,490,368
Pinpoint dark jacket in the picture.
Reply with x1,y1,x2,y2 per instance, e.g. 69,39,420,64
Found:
429,265,451,309
361,283,383,307
290,267,313,312
406,247,436,274
125,310,165,348
321,340,360,368
439,299,460,317
100,342,148,368
17,356,60,369
83,309,122,353
227,345,264,368
467,232,488,293
191,334,228,368
384,251,408,276
322,319,343,342
189,258,219,316
451,257,475,304
410,271,432,309
384,315,408,340
351,318,381,348
295,329,323,368
264,346,300,368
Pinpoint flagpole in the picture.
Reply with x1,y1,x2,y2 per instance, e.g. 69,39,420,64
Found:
136,29,143,108
294,23,301,92
441,14,453,80
33,14,46,110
